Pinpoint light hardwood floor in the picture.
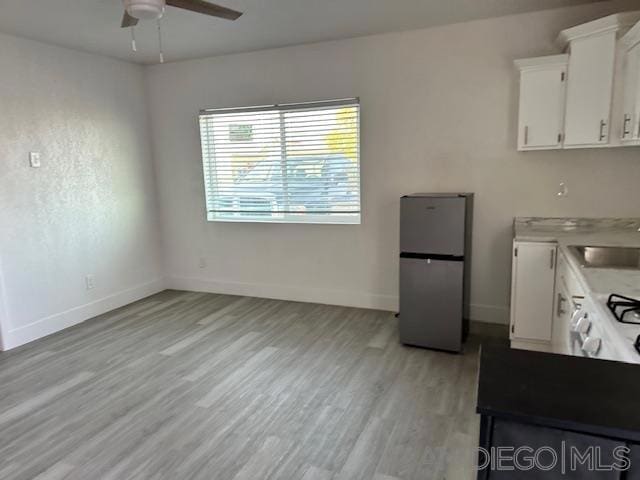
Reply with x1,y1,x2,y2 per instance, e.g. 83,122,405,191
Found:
0,290,500,480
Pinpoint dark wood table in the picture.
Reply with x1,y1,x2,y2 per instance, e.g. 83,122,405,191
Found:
476,346,640,479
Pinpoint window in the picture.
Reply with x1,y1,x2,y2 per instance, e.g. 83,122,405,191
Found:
198,98,361,224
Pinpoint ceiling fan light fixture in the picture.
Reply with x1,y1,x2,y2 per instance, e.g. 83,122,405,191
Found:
123,0,166,20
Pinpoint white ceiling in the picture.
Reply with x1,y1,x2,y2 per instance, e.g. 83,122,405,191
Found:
0,0,603,64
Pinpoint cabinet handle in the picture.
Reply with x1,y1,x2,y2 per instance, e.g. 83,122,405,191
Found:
524,126,529,146
550,249,555,269
557,293,567,316
623,115,631,138
637,117,640,139
599,120,607,142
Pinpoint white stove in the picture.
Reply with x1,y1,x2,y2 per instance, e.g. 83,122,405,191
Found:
568,293,640,364
607,294,640,325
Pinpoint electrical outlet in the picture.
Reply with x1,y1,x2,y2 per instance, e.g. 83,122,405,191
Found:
85,274,95,290
29,152,41,168
198,258,207,269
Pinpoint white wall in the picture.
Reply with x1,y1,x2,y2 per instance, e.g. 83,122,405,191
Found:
146,1,640,325
0,33,163,349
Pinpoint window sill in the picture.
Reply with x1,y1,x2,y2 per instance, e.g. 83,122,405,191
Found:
206,213,361,225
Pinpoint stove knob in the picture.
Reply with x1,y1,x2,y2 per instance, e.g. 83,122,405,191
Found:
582,337,602,356
571,311,587,332
576,317,592,334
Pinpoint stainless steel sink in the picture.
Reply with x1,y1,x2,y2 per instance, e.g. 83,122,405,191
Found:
568,246,640,269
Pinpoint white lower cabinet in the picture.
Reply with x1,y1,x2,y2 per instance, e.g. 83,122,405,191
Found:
510,241,557,350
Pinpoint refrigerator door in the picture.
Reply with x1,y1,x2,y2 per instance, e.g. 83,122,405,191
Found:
400,196,466,256
399,257,464,352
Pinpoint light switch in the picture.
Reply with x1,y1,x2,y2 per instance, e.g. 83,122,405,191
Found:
29,152,41,168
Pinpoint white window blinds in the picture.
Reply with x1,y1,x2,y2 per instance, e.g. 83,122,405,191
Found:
198,98,361,224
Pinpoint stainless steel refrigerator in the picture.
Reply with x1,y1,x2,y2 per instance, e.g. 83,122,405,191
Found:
399,193,473,352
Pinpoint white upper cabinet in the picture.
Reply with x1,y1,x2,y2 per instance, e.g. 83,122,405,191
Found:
515,56,567,151
514,11,640,151
621,22,640,143
557,13,640,148
562,32,616,147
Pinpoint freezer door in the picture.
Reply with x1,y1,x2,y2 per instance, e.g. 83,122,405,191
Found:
400,196,466,256
399,257,464,352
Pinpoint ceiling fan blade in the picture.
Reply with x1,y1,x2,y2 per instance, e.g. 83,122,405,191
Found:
166,0,243,20
121,11,139,28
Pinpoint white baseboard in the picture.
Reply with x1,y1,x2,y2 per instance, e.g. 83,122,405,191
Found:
2,278,165,351
167,276,398,312
1,275,508,351
167,275,510,325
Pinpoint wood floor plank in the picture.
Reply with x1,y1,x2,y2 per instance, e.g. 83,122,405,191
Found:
195,346,279,408
231,435,293,480
182,330,261,382
335,416,394,480
197,296,253,325
373,475,402,480
367,314,397,349
31,462,76,480
0,371,95,427
159,314,238,356
301,465,333,480
0,290,488,480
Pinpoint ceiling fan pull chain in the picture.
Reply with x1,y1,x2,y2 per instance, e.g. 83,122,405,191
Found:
157,18,164,64
130,26,137,52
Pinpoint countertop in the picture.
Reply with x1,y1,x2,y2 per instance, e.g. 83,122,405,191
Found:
477,345,640,441
514,217,640,362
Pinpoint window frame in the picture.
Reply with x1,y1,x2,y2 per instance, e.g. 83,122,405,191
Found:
198,98,361,225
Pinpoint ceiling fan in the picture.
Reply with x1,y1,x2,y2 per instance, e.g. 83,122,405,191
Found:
120,0,243,62
121,0,243,27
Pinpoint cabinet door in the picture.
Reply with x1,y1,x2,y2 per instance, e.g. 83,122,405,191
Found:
621,44,639,141
399,257,464,352
517,66,566,150
510,242,557,342
564,32,616,147
633,44,640,140
628,43,640,141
